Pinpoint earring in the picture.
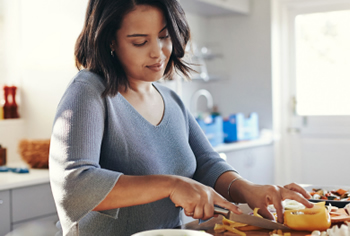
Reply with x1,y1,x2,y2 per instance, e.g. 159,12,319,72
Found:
111,50,114,57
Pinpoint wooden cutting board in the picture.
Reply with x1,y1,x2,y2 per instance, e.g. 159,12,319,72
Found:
183,215,311,236
184,205,350,235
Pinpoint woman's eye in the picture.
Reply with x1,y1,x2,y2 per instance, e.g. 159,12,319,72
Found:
160,35,170,40
133,41,147,47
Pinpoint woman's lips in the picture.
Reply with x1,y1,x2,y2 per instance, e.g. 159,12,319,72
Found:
146,62,164,72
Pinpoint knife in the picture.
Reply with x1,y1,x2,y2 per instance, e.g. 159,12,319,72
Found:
214,206,290,230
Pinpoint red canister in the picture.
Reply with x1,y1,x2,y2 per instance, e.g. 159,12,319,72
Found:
2,85,19,119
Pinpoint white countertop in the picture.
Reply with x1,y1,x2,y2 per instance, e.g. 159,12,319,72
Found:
213,129,274,153
0,162,50,191
0,130,274,191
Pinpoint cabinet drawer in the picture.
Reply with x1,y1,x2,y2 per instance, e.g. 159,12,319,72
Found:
12,213,59,235
12,183,56,223
0,190,11,236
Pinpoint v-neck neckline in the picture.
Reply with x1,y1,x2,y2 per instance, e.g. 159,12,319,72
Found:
118,83,168,128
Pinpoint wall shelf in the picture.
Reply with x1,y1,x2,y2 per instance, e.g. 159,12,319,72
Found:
0,119,24,127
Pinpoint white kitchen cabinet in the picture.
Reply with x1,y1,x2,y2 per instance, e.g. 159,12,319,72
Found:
180,0,250,16
0,190,11,236
11,183,56,223
225,145,274,184
11,214,58,234
0,170,57,236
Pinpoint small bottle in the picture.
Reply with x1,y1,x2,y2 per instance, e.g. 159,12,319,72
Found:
10,86,19,118
0,144,6,166
211,105,221,117
3,86,12,119
0,100,3,120
0,88,3,120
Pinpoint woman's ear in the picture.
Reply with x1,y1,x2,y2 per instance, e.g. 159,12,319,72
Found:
110,40,117,57
110,40,117,51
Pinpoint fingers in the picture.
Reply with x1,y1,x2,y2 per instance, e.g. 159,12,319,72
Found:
284,183,312,200
258,207,276,222
193,205,204,219
282,184,313,208
216,198,242,215
202,202,214,220
284,190,314,208
184,209,194,217
186,204,213,220
186,189,242,220
271,196,284,223
192,190,234,220
257,187,284,223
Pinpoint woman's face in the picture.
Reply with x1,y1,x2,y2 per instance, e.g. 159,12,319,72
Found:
112,5,173,84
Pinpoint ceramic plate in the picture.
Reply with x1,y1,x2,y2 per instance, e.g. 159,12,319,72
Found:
305,185,350,208
131,229,212,236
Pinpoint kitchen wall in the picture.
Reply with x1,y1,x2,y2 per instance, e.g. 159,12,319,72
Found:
0,0,88,162
0,0,274,176
180,0,275,184
0,0,215,163
185,0,273,130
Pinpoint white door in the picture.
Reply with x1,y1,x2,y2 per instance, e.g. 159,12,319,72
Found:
273,0,350,186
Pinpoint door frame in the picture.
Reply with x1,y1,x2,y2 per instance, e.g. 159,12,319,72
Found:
271,0,350,185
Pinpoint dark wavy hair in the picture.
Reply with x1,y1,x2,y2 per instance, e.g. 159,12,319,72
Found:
75,0,193,97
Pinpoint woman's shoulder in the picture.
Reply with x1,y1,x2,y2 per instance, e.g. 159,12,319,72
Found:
57,70,107,109
69,69,106,94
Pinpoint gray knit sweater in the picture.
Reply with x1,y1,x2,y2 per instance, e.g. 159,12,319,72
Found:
49,70,235,236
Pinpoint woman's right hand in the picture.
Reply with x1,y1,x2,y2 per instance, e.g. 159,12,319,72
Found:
169,176,242,220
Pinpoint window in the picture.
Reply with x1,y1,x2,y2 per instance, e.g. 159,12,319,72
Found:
295,10,350,115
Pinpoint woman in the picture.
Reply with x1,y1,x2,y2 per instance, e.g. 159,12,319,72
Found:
49,0,313,235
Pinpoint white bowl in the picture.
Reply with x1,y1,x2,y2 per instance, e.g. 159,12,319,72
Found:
131,229,212,236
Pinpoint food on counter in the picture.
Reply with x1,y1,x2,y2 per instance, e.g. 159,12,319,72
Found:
310,188,350,201
213,208,266,236
310,222,350,236
283,200,306,210
284,202,331,231
215,203,334,234
269,229,291,236
328,205,350,224
268,199,306,213
214,222,246,236
346,204,350,215
214,217,250,236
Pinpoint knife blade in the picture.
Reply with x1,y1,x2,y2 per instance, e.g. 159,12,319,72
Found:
214,206,290,230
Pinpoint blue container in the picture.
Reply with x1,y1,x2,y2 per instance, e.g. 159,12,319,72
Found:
223,113,259,143
196,115,224,147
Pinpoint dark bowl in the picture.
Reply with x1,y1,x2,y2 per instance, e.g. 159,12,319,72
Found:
309,199,350,208
304,185,350,208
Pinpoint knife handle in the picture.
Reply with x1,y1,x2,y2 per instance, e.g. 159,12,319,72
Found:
214,206,230,218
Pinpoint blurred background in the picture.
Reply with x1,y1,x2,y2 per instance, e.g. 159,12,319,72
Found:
1,0,350,235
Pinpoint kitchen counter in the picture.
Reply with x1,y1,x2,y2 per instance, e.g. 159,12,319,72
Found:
0,162,56,236
0,130,274,191
213,129,274,153
0,162,49,191
184,215,311,236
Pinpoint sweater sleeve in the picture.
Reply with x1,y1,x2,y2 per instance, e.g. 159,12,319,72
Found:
49,80,122,235
187,111,237,188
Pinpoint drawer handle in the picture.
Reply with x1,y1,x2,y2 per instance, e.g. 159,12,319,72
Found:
0,199,3,204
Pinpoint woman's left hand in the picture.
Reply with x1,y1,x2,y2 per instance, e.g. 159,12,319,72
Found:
240,182,314,224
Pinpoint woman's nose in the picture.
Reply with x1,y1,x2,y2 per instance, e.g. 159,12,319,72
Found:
149,39,162,58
